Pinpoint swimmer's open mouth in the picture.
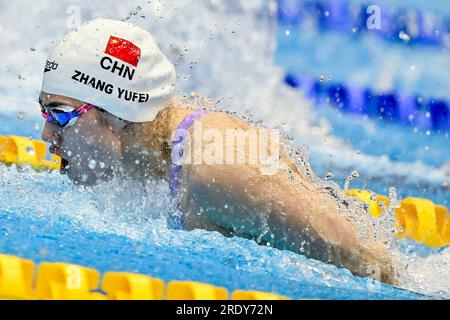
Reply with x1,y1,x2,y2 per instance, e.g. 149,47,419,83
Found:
49,145,69,174
60,158,69,174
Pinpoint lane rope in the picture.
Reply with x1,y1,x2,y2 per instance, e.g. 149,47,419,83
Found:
0,254,291,300
284,72,450,132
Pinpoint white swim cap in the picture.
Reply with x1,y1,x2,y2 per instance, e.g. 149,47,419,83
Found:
41,18,176,122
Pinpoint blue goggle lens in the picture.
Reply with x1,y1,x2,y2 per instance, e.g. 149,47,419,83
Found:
49,109,78,127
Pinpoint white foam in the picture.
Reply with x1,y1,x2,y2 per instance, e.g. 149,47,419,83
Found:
400,247,450,298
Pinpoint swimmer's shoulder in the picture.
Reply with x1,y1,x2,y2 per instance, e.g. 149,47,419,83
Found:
122,95,266,147
155,96,248,134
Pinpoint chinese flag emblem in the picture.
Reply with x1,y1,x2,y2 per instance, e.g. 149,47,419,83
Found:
104,36,141,67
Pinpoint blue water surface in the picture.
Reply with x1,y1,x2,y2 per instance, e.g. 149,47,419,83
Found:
0,207,424,300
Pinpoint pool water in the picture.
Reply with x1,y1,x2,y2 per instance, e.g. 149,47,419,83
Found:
0,0,448,299
0,165,425,300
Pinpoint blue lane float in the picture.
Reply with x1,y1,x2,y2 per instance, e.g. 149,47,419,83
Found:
284,72,450,132
278,0,450,48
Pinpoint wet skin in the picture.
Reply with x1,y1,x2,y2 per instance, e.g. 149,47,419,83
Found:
40,91,398,285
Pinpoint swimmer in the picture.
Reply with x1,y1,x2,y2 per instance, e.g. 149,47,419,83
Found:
39,19,397,285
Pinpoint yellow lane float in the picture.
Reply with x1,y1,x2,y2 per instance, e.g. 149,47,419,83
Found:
102,272,164,300
0,255,290,300
0,135,60,170
0,254,35,299
166,281,228,300
346,189,449,247
35,262,105,299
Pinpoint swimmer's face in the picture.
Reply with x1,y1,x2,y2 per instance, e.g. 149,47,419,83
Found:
40,91,123,186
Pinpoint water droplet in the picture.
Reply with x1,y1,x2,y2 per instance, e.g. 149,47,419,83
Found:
399,31,410,42
39,248,48,257
26,147,35,155
344,170,359,191
131,5,142,15
30,47,36,52
18,112,26,120
351,170,359,178
88,159,97,169
388,187,400,209
319,75,325,81
325,172,333,179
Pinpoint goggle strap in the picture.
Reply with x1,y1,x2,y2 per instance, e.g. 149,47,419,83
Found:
76,103,95,115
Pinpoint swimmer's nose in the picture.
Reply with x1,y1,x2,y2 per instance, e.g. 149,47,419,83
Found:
41,121,62,145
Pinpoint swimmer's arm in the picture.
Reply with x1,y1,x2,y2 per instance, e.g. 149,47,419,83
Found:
185,156,397,285
183,111,354,248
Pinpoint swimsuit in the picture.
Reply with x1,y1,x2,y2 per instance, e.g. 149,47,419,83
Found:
167,108,208,228
170,108,208,196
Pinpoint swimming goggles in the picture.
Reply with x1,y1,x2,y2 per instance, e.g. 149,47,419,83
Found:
40,102,95,128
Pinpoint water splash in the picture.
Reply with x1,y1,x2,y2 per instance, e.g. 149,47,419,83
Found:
0,0,447,298
344,170,360,192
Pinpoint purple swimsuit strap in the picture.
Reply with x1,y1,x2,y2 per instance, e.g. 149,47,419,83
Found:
169,108,208,198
